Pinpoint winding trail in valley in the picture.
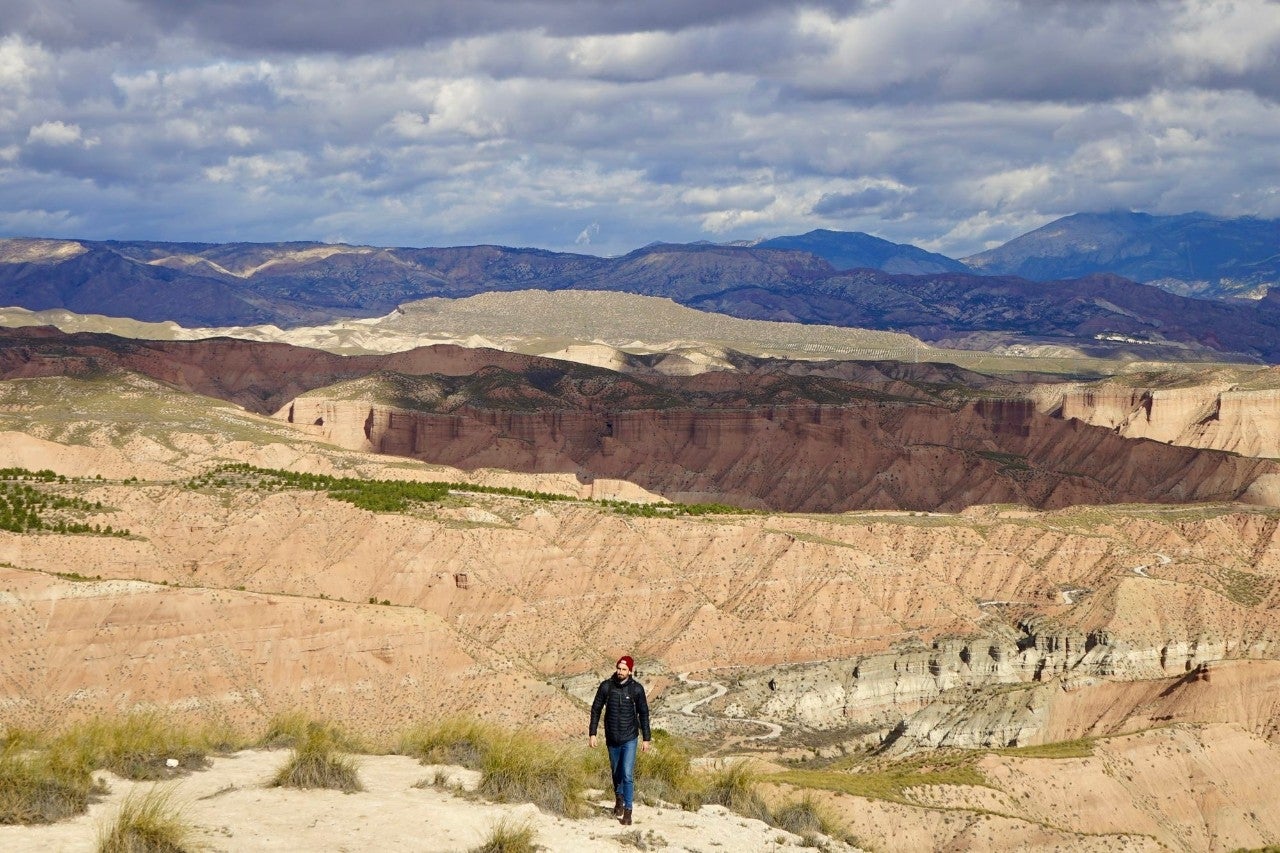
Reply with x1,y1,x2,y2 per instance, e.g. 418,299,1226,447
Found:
675,672,782,742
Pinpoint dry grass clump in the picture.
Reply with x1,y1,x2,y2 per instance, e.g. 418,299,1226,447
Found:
258,711,365,753
770,793,855,848
468,816,538,853
477,730,587,817
269,720,363,793
0,740,101,824
699,760,772,824
400,716,588,816
55,714,224,781
96,785,197,853
398,716,500,768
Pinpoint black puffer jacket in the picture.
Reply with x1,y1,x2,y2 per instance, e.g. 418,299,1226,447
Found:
589,675,652,747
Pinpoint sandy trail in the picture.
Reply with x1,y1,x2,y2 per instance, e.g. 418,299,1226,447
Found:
0,750,836,852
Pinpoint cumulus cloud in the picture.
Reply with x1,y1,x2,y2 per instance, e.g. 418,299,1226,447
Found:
27,120,91,146
0,0,1278,255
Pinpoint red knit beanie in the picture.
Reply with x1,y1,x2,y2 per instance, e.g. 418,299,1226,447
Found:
616,655,635,671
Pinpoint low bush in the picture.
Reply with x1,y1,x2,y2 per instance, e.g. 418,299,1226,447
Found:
269,722,362,793
96,785,196,853
469,817,538,853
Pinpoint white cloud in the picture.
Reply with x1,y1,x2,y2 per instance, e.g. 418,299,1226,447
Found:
1,1,1279,256
27,120,88,146
0,35,48,95
575,222,600,244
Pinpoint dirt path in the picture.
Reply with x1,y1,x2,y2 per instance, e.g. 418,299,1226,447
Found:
676,673,782,742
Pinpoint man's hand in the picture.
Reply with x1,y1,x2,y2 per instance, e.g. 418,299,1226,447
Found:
589,735,597,748
641,740,651,753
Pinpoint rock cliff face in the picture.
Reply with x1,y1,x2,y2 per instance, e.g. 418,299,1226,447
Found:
1045,377,1280,459
734,623,1280,748
280,395,1280,512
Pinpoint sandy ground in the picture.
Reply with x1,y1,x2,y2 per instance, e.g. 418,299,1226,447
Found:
0,750,848,853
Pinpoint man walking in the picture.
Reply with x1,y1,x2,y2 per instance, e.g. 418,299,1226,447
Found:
589,655,652,825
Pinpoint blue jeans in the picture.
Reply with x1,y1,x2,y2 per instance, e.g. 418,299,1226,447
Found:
607,737,638,809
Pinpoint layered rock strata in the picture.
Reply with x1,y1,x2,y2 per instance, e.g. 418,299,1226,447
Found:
279,396,1280,512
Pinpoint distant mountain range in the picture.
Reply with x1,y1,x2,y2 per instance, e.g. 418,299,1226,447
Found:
962,211,1280,299
755,229,970,275
2,210,1279,362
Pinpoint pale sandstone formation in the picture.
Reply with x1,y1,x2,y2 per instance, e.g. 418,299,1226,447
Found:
1044,376,1280,458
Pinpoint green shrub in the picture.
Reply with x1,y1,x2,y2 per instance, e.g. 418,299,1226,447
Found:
269,722,362,793
96,785,196,852
469,817,538,853
477,731,587,817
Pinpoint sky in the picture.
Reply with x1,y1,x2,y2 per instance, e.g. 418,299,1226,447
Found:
1,0,1278,258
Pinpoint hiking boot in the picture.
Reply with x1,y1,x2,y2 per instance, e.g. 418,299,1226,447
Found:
613,795,623,817
621,808,632,825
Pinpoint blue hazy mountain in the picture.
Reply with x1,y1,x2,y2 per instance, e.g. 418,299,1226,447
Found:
964,211,1280,299
5,230,1280,361
757,229,970,274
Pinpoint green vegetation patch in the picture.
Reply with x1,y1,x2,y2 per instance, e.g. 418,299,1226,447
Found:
0,468,130,537
992,738,1095,759
187,463,756,518
975,450,1031,471
1212,566,1275,607
773,753,990,805
598,498,756,518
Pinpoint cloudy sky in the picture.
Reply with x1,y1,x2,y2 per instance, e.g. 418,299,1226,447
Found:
1,0,1278,257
